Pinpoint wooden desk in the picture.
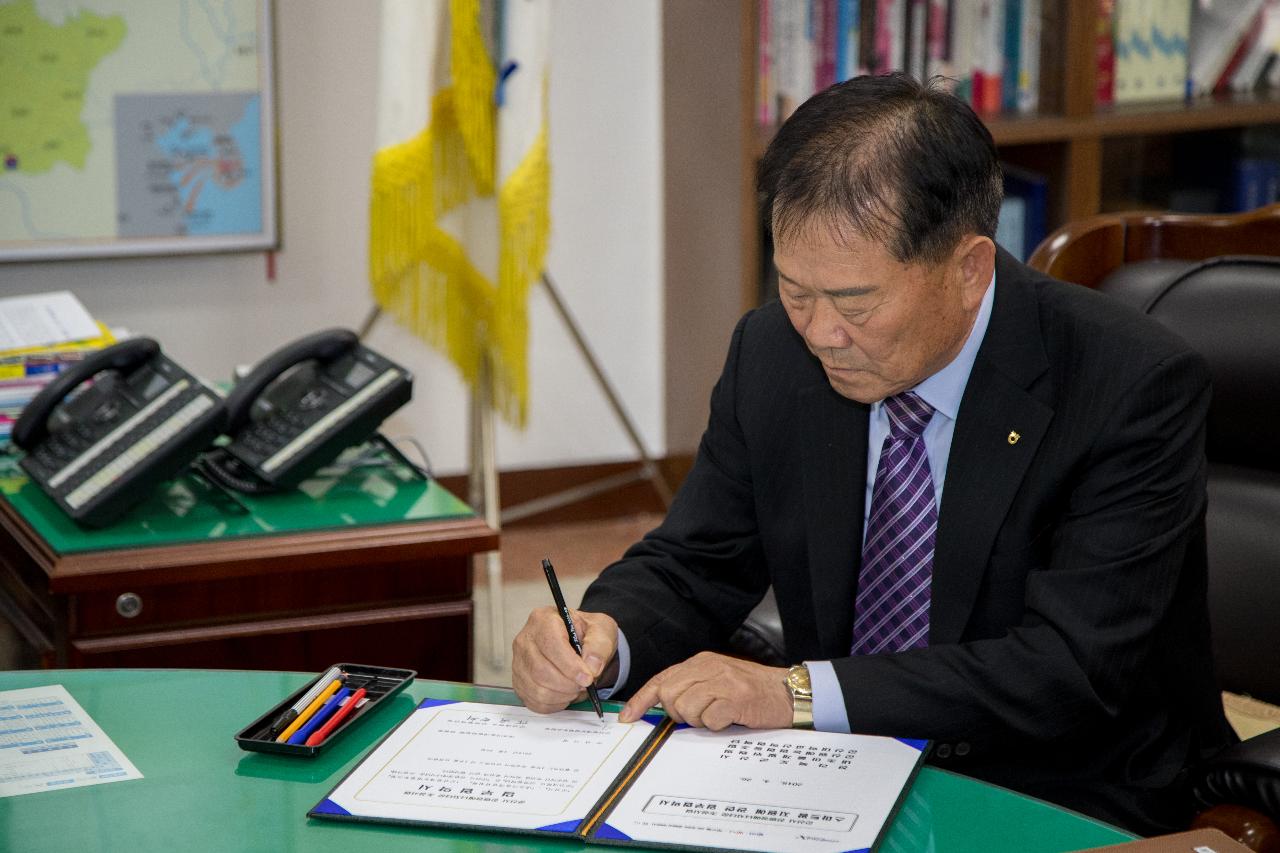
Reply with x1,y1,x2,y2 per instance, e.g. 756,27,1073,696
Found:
0,449,496,679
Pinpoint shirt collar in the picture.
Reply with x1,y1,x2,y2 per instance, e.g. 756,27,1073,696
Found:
882,271,995,422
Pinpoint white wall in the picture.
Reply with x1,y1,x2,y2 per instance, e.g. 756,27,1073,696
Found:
0,0,664,475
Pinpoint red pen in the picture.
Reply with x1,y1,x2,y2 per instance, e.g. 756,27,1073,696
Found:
305,687,367,746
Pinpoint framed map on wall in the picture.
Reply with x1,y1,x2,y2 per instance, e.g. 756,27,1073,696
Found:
0,0,277,262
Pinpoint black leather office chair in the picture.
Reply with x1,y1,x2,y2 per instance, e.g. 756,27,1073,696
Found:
1032,206,1280,850
1094,255,1280,707
728,588,786,667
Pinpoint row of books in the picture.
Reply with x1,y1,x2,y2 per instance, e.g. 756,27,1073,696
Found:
757,0,1280,125
996,164,1048,262
1227,157,1280,210
1095,0,1280,105
756,0,1047,124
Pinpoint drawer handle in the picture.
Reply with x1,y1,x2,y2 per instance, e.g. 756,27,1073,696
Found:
115,593,143,619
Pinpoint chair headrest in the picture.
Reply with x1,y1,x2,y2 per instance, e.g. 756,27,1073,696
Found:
1099,257,1280,472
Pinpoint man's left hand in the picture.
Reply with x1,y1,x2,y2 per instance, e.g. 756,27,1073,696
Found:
617,652,792,730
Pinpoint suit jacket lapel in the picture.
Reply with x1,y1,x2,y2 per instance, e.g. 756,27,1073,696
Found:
799,382,868,657
931,251,1054,644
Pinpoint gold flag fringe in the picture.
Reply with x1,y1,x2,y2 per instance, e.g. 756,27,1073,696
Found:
449,0,495,195
368,4,550,428
494,110,551,426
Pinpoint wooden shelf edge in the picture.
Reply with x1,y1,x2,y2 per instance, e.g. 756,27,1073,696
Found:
752,91,1280,152
995,92,1280,144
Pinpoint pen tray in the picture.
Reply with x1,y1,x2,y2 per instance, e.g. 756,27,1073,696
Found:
235,663,415,757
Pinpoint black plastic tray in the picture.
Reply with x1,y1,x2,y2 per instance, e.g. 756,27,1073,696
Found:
235,663,415,757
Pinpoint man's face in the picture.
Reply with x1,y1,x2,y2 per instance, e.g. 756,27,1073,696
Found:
774,226,987,404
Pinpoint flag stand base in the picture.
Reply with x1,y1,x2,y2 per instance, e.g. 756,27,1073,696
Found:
503,272,674,522
359,271,672,670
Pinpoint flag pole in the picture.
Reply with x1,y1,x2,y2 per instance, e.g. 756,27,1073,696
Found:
469,353,505,669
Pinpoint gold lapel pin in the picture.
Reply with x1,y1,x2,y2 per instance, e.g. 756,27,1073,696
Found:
1007,431,1021,445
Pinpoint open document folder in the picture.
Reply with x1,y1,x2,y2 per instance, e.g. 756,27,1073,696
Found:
310,698,927,853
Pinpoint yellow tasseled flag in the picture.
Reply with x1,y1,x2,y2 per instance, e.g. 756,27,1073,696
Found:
369,0,549,427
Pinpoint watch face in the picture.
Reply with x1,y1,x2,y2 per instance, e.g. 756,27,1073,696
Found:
787,665,811,695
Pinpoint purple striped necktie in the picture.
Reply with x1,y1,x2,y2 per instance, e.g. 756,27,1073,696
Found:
851,391,936,656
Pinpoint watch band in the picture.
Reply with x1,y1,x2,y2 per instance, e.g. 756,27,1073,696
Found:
786,664,814,729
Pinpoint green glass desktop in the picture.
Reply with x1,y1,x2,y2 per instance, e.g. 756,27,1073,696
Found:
0,668,1135,853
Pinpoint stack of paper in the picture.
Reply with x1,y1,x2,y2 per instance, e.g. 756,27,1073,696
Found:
0,684,143,798
0,292,115,444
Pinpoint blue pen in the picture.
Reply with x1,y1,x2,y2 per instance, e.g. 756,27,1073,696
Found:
288,687,351,745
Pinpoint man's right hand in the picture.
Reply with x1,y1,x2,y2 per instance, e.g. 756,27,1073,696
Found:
512,606,619,714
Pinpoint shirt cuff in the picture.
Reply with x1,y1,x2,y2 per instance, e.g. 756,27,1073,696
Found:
806,660,851,733
596,628,631,700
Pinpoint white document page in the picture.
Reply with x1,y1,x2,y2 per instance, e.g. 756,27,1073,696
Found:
321,700,657,833
0,684,143,798
0,291,99,352
599,726,925,853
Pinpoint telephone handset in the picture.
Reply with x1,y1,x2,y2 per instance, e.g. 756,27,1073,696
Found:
12,337,228,527
213,328,413,490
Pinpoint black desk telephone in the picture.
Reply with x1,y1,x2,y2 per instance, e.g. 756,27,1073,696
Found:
11,337,228,527
209,328,413,491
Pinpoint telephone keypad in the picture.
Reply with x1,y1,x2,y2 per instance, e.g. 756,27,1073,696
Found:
231,408,319,466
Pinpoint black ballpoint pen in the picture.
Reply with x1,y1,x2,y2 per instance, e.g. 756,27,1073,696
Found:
541,557,604,721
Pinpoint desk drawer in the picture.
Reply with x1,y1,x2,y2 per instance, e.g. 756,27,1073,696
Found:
68,601,473,681
70,555,472,637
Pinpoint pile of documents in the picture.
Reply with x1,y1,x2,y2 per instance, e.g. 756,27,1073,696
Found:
0,292,115,444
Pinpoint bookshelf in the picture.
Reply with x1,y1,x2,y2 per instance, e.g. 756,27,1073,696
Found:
740,0,1280,307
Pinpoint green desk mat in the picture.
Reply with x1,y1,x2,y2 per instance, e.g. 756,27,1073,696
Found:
0,443,474,554
0,669,1135,853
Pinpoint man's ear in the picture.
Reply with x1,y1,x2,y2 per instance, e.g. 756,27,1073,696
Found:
953,236,996,309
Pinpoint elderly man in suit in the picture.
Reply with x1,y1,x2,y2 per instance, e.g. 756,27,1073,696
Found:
511,73,1234,835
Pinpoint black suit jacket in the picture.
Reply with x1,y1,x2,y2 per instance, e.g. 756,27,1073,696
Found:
582,250,1236,834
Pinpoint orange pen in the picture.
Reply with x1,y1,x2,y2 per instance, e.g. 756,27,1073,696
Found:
276,677,343,743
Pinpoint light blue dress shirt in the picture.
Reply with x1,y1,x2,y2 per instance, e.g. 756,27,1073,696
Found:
601,275,996,732
808,274,995,731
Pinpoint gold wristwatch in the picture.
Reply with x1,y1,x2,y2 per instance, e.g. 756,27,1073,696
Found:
785,664,814,729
